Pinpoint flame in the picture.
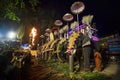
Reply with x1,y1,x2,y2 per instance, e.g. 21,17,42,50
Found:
30,27,37,45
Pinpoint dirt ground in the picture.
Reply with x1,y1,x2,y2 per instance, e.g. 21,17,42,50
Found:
21,57,70,80
101,63,120,80
20,57,120,80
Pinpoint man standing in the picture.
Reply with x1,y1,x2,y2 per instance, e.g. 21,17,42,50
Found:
81,15,94,72
82,32,91,72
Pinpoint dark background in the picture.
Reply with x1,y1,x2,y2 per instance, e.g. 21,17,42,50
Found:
40,0,120,37
0,0,120,38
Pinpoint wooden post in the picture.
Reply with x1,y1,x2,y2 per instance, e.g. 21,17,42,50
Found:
69,54,74,72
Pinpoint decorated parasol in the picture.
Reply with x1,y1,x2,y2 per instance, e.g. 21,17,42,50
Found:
71,1,85,25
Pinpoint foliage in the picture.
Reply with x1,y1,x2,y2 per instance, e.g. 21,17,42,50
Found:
42,59,70,76
29,0,40,11
17,24,25,39
4,12,20,21
79,72,108,80
0,0,59,43
0,0,39,21
41,59,109,80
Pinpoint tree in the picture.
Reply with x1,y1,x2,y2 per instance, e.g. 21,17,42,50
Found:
0,0,59,43
0,0,39,21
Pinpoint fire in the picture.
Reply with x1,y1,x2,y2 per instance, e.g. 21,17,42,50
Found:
30,27,37,45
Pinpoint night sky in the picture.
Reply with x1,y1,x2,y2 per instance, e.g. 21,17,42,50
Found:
40,0,120,37
0,0,120,38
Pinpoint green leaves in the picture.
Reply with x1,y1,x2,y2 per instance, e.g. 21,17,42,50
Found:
4,12,20,21
29,0,39,6
17,24,25,39
29,0,40,11
0,0,39,21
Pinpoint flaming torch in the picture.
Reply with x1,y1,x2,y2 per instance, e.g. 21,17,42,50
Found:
30,27,37,46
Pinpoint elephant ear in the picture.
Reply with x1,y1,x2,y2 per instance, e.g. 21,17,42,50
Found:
82,15,94,25
70,21,78,30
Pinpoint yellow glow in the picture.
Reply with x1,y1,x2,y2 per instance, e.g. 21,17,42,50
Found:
30,27,37,45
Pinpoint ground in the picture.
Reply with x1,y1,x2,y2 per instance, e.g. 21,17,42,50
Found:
21,57,70,80
19,57,120,80
101,63,120,80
